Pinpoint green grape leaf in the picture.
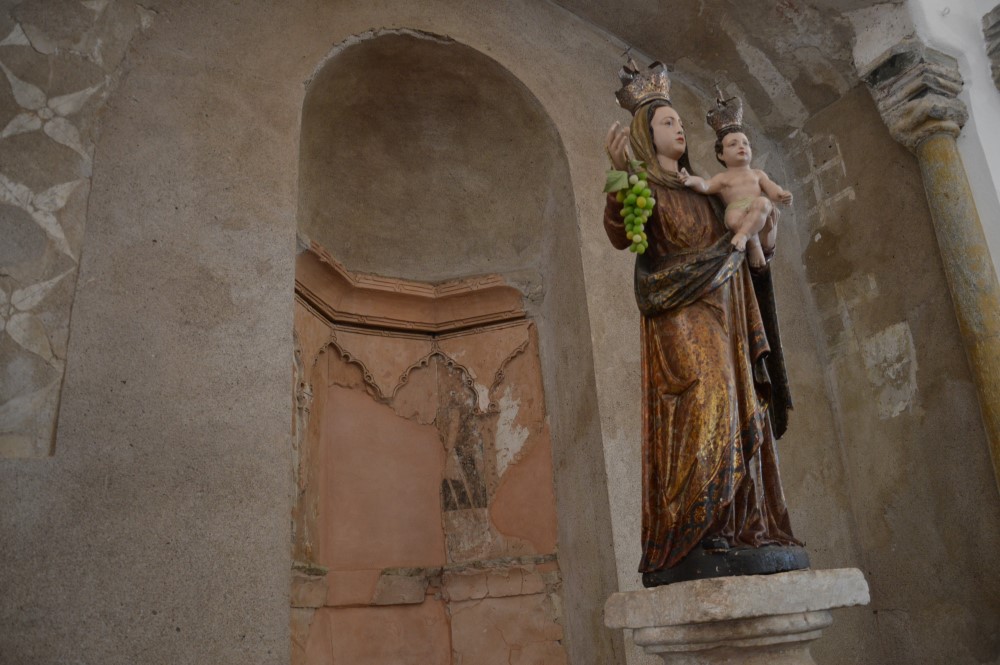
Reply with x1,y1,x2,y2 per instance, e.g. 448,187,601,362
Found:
604,169,630,193
628,159,646,172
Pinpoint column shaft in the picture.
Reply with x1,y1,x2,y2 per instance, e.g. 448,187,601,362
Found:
917,133,1000,494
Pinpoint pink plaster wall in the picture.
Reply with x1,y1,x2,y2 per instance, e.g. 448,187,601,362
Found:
318,385,447,570
295,291,567,664
450,594,567,665
310,603,452,665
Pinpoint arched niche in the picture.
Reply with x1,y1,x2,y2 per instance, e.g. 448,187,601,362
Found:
298,30,570,284
294,29,619,665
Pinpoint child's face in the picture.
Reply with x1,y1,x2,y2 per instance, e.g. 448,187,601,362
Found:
718,132,751,167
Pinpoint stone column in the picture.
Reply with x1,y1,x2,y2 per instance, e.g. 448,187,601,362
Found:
861,40,1000,494
604,568,869,664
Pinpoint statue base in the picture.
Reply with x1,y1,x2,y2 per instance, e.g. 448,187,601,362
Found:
642,544,810,587
605,568,869,664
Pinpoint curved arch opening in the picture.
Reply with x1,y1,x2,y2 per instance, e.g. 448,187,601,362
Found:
298,30,569,284
292,30,617,664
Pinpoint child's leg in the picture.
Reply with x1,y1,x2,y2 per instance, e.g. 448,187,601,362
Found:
759,206,778,256
724,207,750,251
746,234,767,268
726,196,773,252
737,196,772,239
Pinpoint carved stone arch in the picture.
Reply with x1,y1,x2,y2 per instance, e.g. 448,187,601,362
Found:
392,348,479,405
487,331,533,413
322,336,386,402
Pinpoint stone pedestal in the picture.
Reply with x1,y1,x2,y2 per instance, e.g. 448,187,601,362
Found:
604,568,869,664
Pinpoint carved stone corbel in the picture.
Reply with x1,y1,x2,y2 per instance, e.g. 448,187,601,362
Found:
860,39,967,151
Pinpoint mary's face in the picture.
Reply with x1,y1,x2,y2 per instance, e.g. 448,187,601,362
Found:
650,105,686,160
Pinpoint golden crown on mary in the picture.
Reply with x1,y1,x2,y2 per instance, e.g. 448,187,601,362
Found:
615,58,672,114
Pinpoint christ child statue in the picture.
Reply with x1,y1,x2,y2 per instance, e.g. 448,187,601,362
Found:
678,95,791,268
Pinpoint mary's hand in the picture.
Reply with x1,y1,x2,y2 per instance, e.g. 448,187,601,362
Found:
605,122,629,171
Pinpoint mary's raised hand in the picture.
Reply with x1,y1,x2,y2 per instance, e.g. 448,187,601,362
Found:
605,121,629,171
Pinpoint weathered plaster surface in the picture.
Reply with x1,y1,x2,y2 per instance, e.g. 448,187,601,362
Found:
0,1,148,457
298,33,556,284
2,2,297,662
552,0,859,136
794,86,1000,665
292,287,568,663
860,321,918,419
309,602,452,665
305,320,560,568
449,593,567,665
320,385,447,569
847,3,917,71
495,386,530,477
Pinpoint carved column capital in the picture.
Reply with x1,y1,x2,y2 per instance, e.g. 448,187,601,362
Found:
985,4,1000,92
861,39,967,152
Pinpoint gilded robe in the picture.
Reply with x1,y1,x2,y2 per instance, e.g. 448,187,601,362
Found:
604,183,799,572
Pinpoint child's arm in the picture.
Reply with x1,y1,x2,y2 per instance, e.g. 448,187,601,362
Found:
679,169,724,195
758,170,792,205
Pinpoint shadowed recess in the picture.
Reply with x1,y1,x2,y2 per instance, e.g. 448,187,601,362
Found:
298,32,567,282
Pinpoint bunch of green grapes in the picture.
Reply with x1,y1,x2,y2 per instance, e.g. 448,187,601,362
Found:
615,173,655,254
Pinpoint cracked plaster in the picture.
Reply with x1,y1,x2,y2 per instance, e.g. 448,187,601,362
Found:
293,296,567,662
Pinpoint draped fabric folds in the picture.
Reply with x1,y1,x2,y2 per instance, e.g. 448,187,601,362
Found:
633,235,744,316
604,177,799,573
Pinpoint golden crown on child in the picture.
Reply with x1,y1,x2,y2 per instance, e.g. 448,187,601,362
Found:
706,92,745,135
